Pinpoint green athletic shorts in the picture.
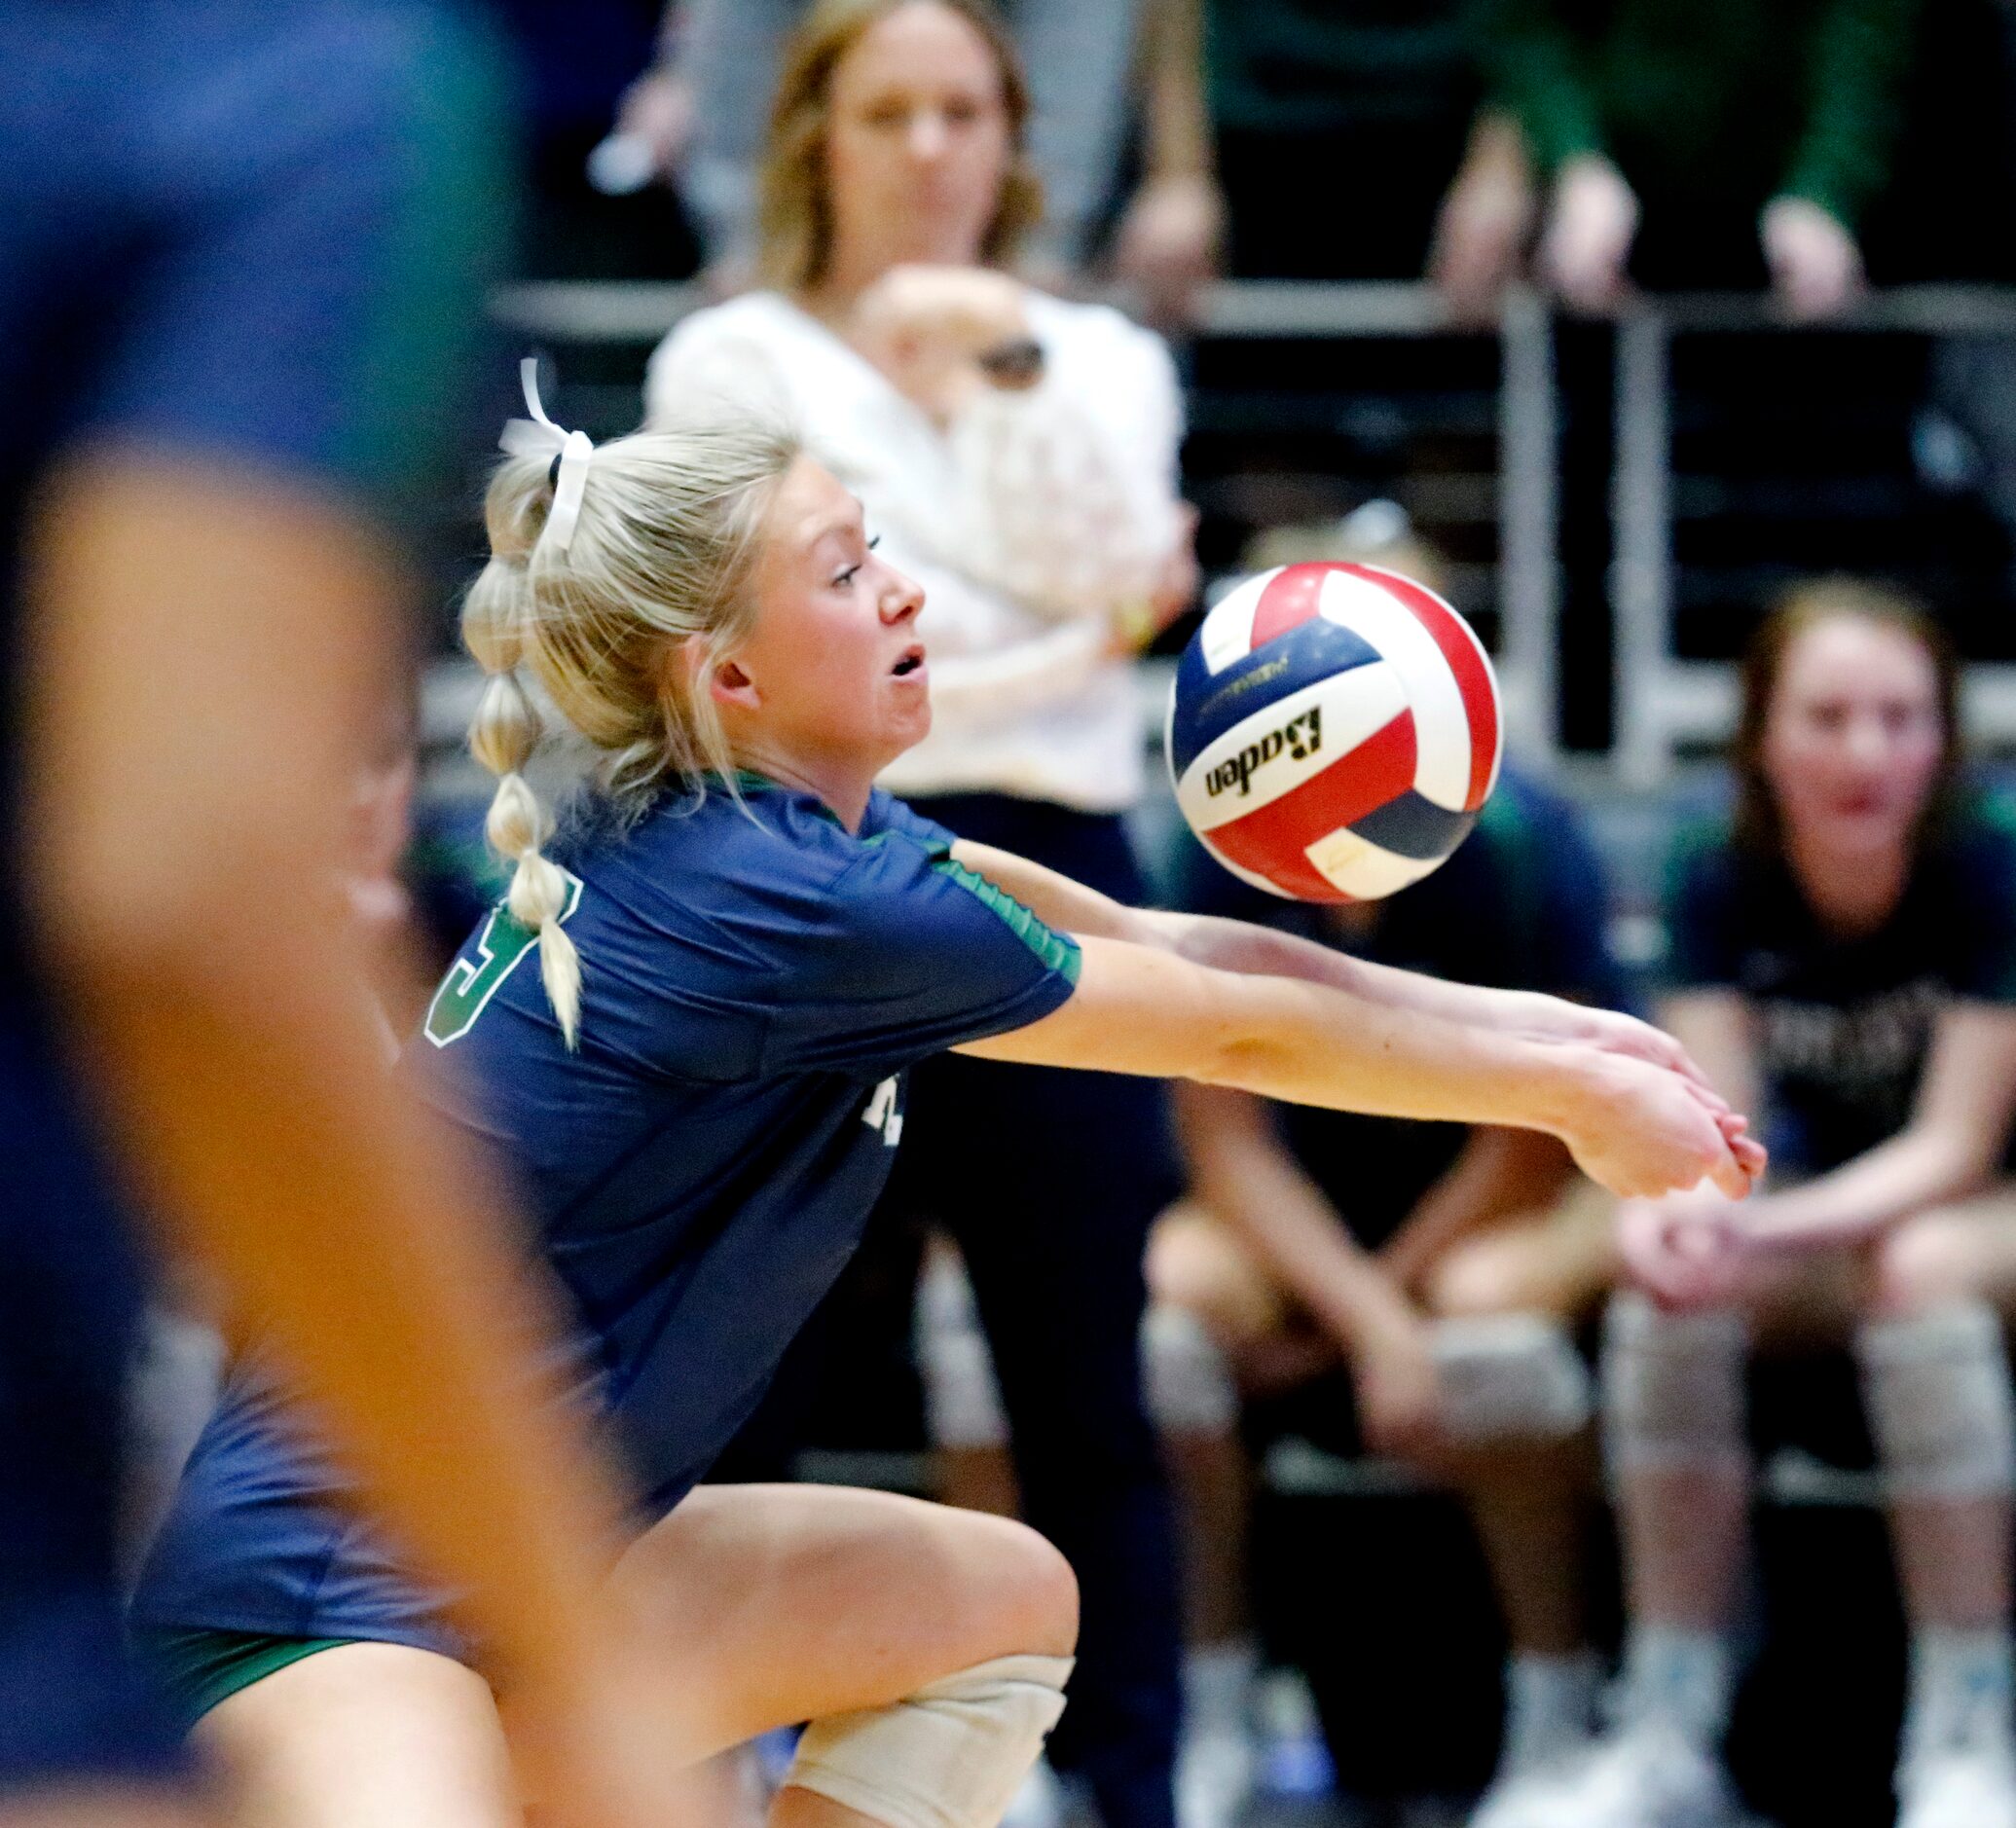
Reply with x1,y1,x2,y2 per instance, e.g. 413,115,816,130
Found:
136,1626,355,1730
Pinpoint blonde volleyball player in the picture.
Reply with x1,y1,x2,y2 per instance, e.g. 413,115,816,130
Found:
132,376,1762,1828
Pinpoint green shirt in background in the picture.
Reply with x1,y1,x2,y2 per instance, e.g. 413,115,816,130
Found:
1476,0,1923,231
1206,0,1478,138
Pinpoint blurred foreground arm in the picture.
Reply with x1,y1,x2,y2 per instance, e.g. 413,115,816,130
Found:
24,455,700,1828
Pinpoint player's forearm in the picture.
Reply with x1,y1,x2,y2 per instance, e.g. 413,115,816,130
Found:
1181,956,1600,1139
1152,908,1557,1034
1746,1125,1993,1251
971,933,1589,1128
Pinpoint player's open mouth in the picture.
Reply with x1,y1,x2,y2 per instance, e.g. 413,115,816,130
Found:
891,646,926,677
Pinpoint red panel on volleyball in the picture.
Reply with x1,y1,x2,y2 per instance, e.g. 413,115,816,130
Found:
1249,565,1330,648
1336,564,1499,811
1203,711,1418,901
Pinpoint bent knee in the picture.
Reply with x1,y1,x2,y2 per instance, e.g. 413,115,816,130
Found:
1871,1212,1999,1317
961,1512,1079,1661
1148,1208,1276,1350
1426,1236,1546,1320
1425,1211,1614,1322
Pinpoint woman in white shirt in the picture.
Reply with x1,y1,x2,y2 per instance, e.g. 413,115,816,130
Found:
645,5,1197,1825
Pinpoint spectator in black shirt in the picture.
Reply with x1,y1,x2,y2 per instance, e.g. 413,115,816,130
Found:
1541,582,2016,1828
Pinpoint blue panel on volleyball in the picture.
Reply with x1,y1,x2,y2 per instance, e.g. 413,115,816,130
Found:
1348,791,1480,862
1167,618,1381,779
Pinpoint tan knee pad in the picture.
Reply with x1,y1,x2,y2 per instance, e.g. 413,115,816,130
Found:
1142,1303,1238,1434
1858,1300,2016,1499
1431,1312,1593,1442
786,1654,1074,1828
1600,1292,1748,1477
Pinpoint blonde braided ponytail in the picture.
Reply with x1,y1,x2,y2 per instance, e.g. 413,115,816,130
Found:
460,363,801,1048
464,544,584,1045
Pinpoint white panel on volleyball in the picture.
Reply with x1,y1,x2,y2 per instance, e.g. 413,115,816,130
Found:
1197,567,1281,675
1316,567,1474,811
1173,664,1408,834
1303,826,1448,901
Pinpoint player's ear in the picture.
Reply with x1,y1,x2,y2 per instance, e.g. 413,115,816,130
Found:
683,637,760,712
707,655,762,712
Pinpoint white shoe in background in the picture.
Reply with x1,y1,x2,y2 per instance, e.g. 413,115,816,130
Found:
1177,1719,1256,1828
1177,1642,1259,1828
1253,1663,1335,1799
1468,1649,1603,1828
1467,1738,1596,1828
1496,1720,1739,1828
1896,1742,2016,1828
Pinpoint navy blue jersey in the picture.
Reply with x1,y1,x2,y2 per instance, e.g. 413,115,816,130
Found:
133,780,1081,1651
1662,795,2016,1175
0,0,506,1784
1179,767,1623,1245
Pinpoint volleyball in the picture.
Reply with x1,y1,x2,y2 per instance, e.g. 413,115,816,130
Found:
1167,562,1503,901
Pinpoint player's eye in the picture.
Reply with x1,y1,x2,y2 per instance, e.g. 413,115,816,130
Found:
832,539,879,589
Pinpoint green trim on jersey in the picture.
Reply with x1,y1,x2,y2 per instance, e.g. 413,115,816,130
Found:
136,1626,352,1729
935,855,1082,983
423,870,585,1047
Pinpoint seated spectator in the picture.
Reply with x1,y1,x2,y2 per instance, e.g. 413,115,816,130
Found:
1528,581,2016,1828
1478,0,1925,318
1140,522,1631,1828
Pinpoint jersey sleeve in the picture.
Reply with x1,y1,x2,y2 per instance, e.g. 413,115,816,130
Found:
757,825,1082,1078
1660,823,1742,993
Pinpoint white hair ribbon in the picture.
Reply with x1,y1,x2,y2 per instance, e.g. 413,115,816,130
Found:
499,356,594,554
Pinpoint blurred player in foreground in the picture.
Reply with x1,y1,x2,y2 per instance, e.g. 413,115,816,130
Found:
1539,585,2016,1828
132,373,1762,1828
1,6,710,1825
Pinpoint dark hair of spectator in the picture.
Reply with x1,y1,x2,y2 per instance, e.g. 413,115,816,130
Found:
1732,578,1962,861
758,0,1045,292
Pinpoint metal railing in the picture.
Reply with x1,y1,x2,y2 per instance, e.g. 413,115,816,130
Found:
481,277,2016,783
1609,287,2016,784
485,276,1566,762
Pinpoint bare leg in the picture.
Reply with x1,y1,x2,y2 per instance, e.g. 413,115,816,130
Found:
1861,1201,2016,1818
1163,1424,1252,1649
1867,1203,2016,1631
918,1243,1021,1519
938,1445,1021,1520
1423,1195,1616,1662
769,1794,882,1828
188,1487,1074,1828
198,1643,519,1828
606,1483,1078,1765
1146,1209,1278,1652
1456,1435,1595,1656
1418,1197,1616,1801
